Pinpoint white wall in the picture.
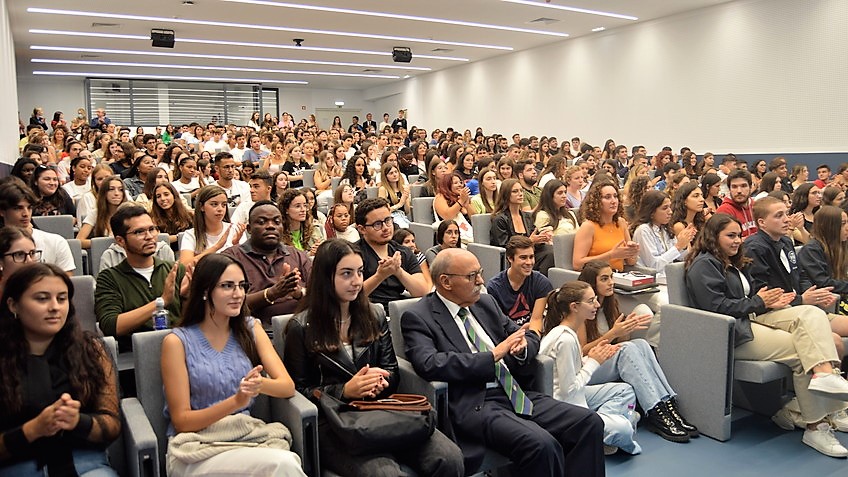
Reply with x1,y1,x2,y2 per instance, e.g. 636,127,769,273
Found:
364,0,848,154
1,0,21,164
17,77,86,130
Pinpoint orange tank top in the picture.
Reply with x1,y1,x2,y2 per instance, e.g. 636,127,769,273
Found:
588,221,626,271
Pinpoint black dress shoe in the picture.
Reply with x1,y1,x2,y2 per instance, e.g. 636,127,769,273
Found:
665,399,699,437
647,404,690,443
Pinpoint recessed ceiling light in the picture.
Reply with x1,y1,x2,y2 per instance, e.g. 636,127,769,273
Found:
32,71,309,84
592,27,606,32
29,29,470,62
501,1,638,21
31,58,402,79
223,0,568,37
30,45,431,71
27,8,514,50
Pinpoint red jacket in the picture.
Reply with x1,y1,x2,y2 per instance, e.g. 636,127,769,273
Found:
716,196,758,239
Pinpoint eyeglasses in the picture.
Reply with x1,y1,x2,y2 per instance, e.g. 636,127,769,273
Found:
365,216,394,231
4,250,42,263
217,281,250,292
127,225,160,238
444,269,484,282
581,296,599,305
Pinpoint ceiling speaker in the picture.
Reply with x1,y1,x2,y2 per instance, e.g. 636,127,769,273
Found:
151,29,175,48
392,47,412,63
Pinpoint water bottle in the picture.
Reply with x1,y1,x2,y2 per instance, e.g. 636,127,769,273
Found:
153,297,169,330
626,403,639,434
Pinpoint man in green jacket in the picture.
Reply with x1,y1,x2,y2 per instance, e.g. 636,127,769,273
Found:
95,204,187,352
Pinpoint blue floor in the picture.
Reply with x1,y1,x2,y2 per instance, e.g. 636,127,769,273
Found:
607,410,848,476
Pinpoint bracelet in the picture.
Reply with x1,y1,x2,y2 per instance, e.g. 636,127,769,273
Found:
263,288,275,305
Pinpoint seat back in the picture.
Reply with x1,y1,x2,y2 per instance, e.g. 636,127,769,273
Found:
366,186,378,199
71,275,98,333
410,184,425,199
408,174,419,184
90,237,116,276
552,233,576,270
387,298,422,361
301,169,315,188
331,177,341,190
409,222,436,251
547,267,581,289
271,314,295,358
665,262,690,306
412,197,436,224
33,215,74,239
471,214,493,245
66,239,86,275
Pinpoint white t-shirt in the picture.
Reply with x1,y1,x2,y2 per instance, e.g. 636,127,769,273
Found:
32,228,75,273
203,139,230,155
77,191,96,224
218,180,251,208
179,224,245,253
172,177,200,194
230,147,246,163
62,180,91,202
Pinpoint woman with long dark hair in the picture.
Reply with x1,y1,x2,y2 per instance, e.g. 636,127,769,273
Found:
533,179,579,237
284,239,462,476
75,176,127,249
573,261,697,443
790,182,822,237
470,168,497,215
424,219,460,265
700,173,723,216
630,190,696,281
122,154,155,199
0,263,120,475
670,182,706,236
161,254,305,476
179,185,239,265
491,179,554,274
686,214,848,457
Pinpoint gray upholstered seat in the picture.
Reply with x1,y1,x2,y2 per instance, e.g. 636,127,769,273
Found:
468,214,505,283
552,233,576,270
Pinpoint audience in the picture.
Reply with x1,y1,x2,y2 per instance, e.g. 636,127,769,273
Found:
96,205,187,351
686,214,848,457
401,248,605,475
0,263,120,476
285,239,463,476
222,201,310,327
161,254,305,476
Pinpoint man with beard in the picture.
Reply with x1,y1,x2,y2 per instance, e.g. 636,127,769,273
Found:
223,201,310,327
215,152,251,207
517,159,542,211
356,197,429,310
95,204,187,351
397,146,419,179
716,169,758,240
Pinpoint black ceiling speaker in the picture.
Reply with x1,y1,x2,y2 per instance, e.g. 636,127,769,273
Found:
151,29,175,48
392,47,412,63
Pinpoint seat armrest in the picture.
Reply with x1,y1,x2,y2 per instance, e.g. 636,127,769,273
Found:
398,358,448,429
269,392,319,477
121,398,159,477
530,355,554,396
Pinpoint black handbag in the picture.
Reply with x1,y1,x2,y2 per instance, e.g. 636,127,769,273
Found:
312,352,436,455
314,390,436,455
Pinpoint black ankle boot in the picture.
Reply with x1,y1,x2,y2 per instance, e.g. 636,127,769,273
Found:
647,403,690,443
665,399,699,437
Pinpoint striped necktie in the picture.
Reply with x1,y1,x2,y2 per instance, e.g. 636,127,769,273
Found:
458,307,533,416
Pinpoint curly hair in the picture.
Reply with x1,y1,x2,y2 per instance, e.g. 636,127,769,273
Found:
685,213,751,270
579,179,621,224
279,188,315,248
0,263,109,413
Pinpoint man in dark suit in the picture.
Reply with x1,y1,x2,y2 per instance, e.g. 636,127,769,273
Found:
401,248,605,475
362,112,377,133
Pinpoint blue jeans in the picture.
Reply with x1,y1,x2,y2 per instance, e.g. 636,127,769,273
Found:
584,382,641,454
588,338,675,411
0,449,117,477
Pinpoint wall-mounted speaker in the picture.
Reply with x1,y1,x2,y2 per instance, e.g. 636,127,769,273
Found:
392,47,412,63
151,29,175,48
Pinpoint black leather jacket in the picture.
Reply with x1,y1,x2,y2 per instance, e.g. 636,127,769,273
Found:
284,304,399,402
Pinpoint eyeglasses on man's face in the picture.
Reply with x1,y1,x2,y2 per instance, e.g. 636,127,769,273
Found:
365,216,394,231
127,225,160,238
444,269,484,282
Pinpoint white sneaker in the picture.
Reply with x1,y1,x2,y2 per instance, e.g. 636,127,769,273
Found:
808,372,848,401
830,410,848,433
771,407,797,431
802,423,848,458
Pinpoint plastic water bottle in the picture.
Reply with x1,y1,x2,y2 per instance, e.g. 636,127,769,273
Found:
626,403,639,435
153,297,169,330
